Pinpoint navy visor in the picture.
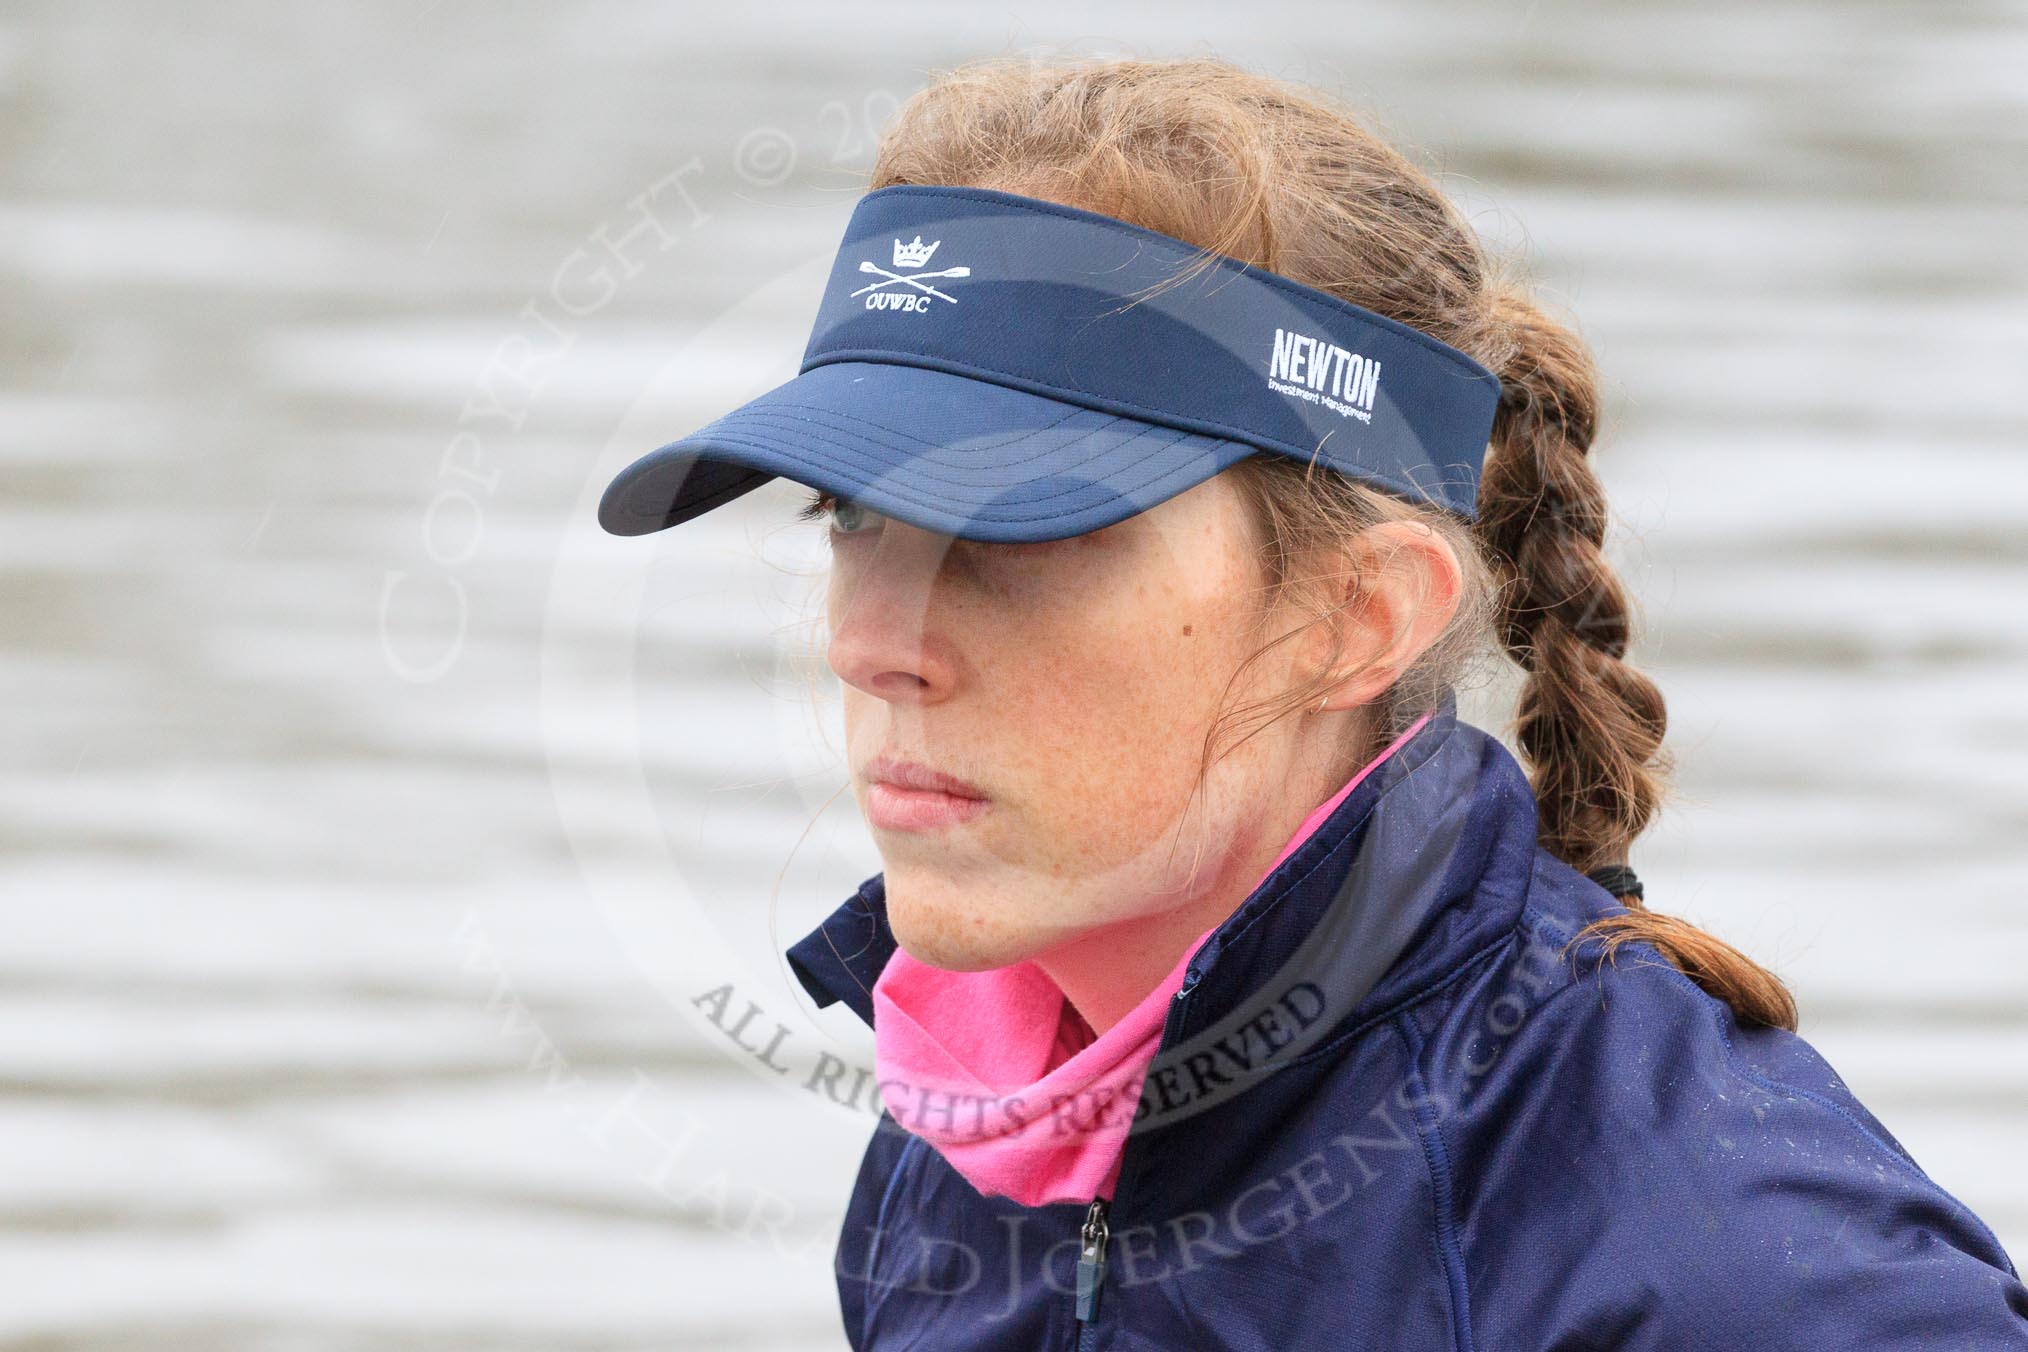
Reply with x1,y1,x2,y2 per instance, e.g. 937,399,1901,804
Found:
598,184,1501,543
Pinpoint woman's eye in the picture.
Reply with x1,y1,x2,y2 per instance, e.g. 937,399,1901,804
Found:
804,491,877,537
833,497,873,534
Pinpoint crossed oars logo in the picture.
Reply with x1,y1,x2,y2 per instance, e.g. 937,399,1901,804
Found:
851,251,972,304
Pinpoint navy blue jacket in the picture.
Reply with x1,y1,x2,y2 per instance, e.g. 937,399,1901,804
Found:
787,690,2027,1349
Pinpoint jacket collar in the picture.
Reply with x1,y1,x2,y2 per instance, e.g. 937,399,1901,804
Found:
785,686,1539,1042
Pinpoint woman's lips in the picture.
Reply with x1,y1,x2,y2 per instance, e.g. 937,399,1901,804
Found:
861,754,990,831
865,781,992,832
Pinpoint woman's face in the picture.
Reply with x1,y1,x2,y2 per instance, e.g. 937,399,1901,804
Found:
822,472,1326,973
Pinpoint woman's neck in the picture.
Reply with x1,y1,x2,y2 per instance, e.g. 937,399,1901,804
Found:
1033,883,1235,1037
1033,764,1333,1036
1031,715,1412,1037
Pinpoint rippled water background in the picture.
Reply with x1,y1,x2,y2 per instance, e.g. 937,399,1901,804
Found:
4,2,2025,1346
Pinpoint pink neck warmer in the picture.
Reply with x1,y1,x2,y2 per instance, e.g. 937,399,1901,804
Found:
870,711,1433,1207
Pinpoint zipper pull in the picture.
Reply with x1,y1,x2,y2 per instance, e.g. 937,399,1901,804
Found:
1075,1196,1110,1323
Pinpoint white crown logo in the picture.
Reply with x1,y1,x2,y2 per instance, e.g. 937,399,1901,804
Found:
892,235,940,268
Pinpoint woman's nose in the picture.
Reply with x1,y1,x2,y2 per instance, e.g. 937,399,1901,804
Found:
825,526,962,704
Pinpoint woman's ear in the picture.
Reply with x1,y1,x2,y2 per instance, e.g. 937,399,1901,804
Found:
1312,521,1462,711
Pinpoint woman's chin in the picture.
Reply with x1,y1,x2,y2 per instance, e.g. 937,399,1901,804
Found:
885,887,1042,973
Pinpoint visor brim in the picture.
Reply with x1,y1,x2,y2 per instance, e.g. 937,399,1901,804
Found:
596,361,1256,544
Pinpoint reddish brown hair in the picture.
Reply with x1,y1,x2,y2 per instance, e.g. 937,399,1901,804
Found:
857,54,1796,1030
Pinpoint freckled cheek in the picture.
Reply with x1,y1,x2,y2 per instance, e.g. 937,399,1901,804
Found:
1007,623,1231,813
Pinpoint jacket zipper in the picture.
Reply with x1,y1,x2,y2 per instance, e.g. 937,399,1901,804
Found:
1074,1196,1110,1322
1073,963,1202,1345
